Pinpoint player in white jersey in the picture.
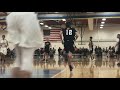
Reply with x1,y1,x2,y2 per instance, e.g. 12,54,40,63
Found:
0,35,8,64
6,12,44,78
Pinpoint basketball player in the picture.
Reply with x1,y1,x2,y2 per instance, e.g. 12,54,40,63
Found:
43,37,51,62
89,37,94,59
6,12,43,78
90,55,96,68
60,22,79,74
0,35,8,64
115,34,120,65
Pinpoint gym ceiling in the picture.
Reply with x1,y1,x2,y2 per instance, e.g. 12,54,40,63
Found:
0,12,120,30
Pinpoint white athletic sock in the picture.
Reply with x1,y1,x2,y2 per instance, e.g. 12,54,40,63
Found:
13,45,21,68
20,47,35,73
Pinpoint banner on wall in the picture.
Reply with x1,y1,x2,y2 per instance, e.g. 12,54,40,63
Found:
44,29,61,42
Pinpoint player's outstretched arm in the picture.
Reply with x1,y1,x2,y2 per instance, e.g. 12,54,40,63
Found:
59,31,64,44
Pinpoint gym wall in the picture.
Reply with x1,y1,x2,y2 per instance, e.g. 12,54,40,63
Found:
0,30,7,39
0,27,119,51
52,27,120,50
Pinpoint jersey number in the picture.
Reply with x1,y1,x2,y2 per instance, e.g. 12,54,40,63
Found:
66,30,72,35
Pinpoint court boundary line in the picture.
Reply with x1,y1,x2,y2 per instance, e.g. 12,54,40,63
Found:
51,68,66,78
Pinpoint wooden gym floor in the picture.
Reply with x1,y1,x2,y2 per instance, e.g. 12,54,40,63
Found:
0,56,120,78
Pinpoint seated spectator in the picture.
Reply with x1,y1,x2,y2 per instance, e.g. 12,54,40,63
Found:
49,49,54,59
40,48,44,59
52,47,56,55
58,47,62,56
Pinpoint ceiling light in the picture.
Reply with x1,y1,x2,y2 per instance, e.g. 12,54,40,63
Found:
62,19,66,21
102,18,106,21
55,12,59,13
40,22,44,25
100,27,103,29
48,27,52,29
101,22,105,24
45,25,48,27
100,25,104,26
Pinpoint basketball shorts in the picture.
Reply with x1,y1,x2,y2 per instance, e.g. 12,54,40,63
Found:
64,41,75,54
0,47,7,55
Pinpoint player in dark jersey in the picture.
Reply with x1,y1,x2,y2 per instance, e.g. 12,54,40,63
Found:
89,37,94,58
89,37,93,52
43,37,51,62
115,34,120,66
60,22,79,74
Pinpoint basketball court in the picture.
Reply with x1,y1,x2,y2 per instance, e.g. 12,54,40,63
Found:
0,12,120,78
